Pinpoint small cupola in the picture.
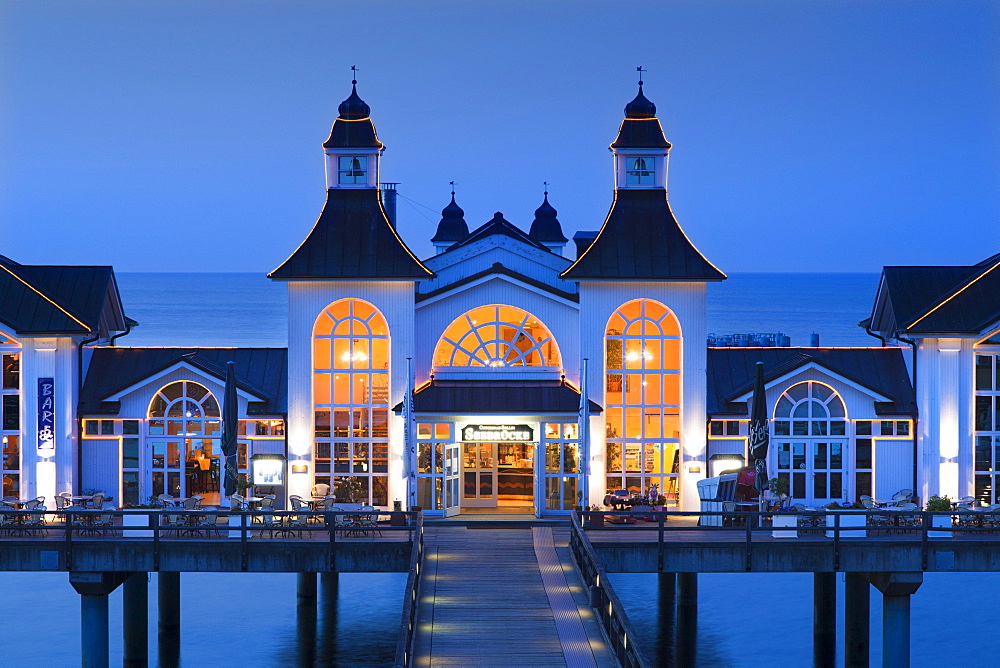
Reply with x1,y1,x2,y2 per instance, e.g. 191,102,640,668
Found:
323,73,385,190
528,190,568,256
611,72,671,192
431,192,469,254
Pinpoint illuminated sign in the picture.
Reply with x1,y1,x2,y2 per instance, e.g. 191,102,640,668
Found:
37,377,55,451
251,454,285,486
461,424,534,442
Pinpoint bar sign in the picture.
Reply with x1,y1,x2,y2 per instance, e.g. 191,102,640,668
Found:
37,377,55,451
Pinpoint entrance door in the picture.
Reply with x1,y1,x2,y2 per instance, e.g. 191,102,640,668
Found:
149,438,221,505
443,443,461,517
461,442,536,510
462,443,496,507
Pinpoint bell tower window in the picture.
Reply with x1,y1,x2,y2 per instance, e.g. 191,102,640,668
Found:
626,157,655,185
338,156,368,185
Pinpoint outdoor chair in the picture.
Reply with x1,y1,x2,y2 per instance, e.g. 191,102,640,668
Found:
359,506,382,537
229,494,245,510
161,513,184,537
157,494,175,507
283,512,310,538
90,494,105,510
290,496,308,511
23,497,42,511
196,513,225,538
0,509,14,536
311,483,331,497
92,512,116,536
960,496,977,507
257,511,281,538
182,497,200,510
259,494,276,510
54,495,69,510
190,494,204,509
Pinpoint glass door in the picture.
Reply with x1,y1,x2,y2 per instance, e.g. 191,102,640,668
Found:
444,443,461,517
463,443,496,507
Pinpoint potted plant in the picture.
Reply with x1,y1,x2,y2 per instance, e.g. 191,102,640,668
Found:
771,503,798,539
925,495,953,538
825,500,867,538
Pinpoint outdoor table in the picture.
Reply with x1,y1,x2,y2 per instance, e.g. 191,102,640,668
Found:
243,496,265,510
68,495,95,507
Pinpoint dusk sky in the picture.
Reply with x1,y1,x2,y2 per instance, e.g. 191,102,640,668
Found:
2,1,997,273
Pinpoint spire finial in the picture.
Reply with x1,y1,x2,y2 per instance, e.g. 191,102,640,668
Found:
543,181,549,196
636,65,646,87
351,64,359,85
449,180,455,195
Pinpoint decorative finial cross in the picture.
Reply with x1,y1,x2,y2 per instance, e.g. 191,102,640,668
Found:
449,180,455,195
351,65,359,85
637,65,646,86
543,181,549,196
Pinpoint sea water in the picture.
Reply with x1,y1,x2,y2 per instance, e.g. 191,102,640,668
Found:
3,272,994,666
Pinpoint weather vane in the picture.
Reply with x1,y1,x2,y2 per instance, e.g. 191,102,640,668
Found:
637,65,646,86
449,180,456,195
543,181,549,196
351,65,359,85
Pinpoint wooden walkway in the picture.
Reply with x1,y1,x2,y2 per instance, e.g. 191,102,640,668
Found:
413,526,615,667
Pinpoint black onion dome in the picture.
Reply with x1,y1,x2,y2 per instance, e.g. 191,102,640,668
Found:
323,84,384,150
624,84,656,119
528,195,568,243
338,84,371,119
431,195,469,243
611,84,671,150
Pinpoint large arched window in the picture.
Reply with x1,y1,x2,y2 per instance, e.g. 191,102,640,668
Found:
313,299,390,506
772,381,848,501
146,381,223,503
604,300,681,505
433,305,560,368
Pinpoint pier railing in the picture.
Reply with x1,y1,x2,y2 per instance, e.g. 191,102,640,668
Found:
569,511,650,668
0,508,418,573
394,511,425,668
579,509,1000,573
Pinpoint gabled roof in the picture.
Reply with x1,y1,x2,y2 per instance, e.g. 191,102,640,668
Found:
560,190,726,281
879,252,1000,334
442,212,553,255
415,262,579,304
268,188,434,280
706,347,916,416
80,347,287,415
392,379,602,415
0,255,125,335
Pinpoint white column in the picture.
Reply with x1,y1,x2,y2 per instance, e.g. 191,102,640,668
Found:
936,340,962,500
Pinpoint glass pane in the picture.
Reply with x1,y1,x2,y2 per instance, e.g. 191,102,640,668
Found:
791,443,805,469
856,421,872,436
792,421,808,436
418,444,432,474
2,355,19,390
896,421,909,436
563,444,578,474
480,473,493,496
815,472,827,499
417,477,433,509
856,473,871,498
372,443,388,473
830,421,846,436
546,444,559,473
774,421,790,436
813,442,827,469
976,396,991,431
334,443,350,473
606,444,621,473
976,355,993,390
830,443,843,469
562,477,577,511
975,474,993,506
856,439,872,469
123,438,140,469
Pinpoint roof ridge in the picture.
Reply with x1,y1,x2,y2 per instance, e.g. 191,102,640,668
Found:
0,262,92,331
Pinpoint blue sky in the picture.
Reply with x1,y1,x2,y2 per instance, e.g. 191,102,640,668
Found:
2,1,997,273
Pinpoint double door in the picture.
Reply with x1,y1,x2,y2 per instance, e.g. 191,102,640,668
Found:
462,442,535,508
149,438,221,504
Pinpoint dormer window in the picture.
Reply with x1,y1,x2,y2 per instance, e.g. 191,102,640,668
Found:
338,156,368,185
626,157,655,185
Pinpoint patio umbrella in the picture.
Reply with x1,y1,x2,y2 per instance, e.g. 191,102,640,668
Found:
749,362,770,500
222,361,240,498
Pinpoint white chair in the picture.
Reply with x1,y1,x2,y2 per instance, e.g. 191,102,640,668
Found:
311,483,331,498
89,493,105,510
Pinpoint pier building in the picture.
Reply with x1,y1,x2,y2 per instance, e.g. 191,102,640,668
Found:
1,81,996,516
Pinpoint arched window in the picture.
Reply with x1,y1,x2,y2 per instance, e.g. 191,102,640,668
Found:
313,299,390,506
146,381,224,503
772,381,848,501
433,305,560,368
604,299,681,505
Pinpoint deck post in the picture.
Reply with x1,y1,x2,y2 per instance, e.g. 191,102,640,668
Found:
676,572,697,665
81,592,110,668
814,572,837,668
70,571,129,668
866,572,922,668
657,572,677,657
158,572,181,668
123,572,149,667
297,572,318,666
318,573,339,664
844,572,870,668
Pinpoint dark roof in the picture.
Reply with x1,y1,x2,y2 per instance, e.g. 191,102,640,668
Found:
706,347,916,416
0,256,123,335
416,262,578,304
269,188,433,280
323,84,384,149
431,195,469,243
80,347,288,415
392,379,602,414
882,254,1000,334
610,85,671,150
443,212,553,255
560,190,725,281
528,195,568,243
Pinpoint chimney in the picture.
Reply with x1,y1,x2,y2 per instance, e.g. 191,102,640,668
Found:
573,231,598,259
380,182,399,229
810,332,820,347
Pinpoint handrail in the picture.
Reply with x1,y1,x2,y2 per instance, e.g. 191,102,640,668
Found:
569,511,650,668
394,511,424,668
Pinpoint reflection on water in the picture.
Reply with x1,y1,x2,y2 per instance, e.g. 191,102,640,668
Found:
612,572,1000,667
0,571,404,667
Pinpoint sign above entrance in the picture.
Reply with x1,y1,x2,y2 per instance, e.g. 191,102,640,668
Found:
461,424,534,442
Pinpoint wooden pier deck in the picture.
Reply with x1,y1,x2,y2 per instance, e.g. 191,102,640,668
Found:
412,526,615,667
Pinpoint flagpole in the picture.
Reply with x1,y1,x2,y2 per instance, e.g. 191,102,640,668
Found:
404,357,416,509
578,358,590,508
